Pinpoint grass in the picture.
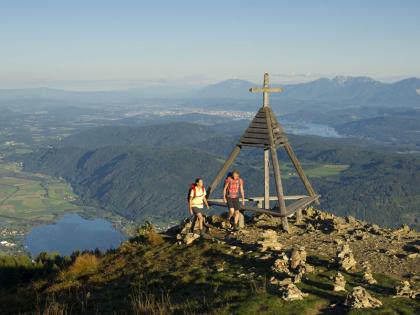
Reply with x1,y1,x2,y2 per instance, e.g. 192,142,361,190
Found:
2,233,415,315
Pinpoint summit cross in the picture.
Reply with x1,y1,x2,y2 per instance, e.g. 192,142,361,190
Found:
249,73,282,107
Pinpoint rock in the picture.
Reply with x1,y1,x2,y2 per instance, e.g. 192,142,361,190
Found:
368,224,382,235
290,247,307,270
407,253,419,259
336,244,357,271
344,286,382,309
304,207,315,217
362,262,377,285
183,233,200,245
394,281,419,299
238,212,245,228
257,229,283,252
209,215,224,225
333,272,346,292
345,216,357,224
281,283,308,301
363,272,377,285
272,255,290,275
306,223,316,232
221,221,231,229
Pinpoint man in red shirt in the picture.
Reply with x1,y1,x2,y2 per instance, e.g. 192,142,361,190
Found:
223,170,245,230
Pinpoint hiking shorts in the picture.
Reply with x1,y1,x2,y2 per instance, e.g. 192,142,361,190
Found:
227,197,240,211
192,207,204,216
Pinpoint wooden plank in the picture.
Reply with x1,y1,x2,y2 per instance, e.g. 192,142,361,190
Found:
241,133,269,140
240,138,270,145
251,117,269,124
244,127,269,134
254,112,266,119
208,200,284,217
248,122,269,128
286,195,320,215
209,195,308,202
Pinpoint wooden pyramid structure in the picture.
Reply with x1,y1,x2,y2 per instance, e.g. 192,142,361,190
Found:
207,73,320,231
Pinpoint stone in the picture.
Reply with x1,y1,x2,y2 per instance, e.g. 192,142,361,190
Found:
183,233,200,245
344,286,382,309
281,283,308,301
304,207,315,217
336,244,357,271
362,262,377,285
257,229,283,252
209,215,224,225
305,223,316,232
363,272,377,285
290,247,307,270
394,281,419,299
345,216,357,224
272,256,290,275
333,272,346,292
238,212,245,228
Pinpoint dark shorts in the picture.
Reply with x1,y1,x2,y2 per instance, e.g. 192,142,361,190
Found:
192,207,203,216
227,197,240,211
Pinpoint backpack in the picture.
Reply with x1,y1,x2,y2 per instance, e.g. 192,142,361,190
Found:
187,183,205,202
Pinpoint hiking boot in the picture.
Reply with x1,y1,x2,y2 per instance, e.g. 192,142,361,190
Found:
234,224,240,231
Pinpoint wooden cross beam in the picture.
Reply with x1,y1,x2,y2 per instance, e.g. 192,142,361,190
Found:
249,73,282,108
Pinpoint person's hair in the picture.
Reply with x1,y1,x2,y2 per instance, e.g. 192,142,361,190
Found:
232,169,240,176
195,177,202,184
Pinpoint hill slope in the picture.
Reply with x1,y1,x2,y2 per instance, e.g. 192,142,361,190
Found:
1,210,419,314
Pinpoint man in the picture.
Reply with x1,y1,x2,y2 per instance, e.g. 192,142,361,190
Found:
223,170,245,230
189,178,210,235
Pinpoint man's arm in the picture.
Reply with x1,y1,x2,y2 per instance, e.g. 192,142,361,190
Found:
223,182,229,203
240,180,245,206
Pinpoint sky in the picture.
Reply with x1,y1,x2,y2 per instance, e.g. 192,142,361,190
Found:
1,0,420,89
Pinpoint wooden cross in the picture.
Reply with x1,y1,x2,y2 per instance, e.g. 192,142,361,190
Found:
249,73,282,107
249,73,283,211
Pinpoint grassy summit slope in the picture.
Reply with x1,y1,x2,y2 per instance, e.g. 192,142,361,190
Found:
1,209,419,314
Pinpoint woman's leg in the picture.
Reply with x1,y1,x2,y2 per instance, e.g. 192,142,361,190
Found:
228,208,234,223
197,212,204,231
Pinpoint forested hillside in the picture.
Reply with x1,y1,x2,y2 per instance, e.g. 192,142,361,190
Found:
19,123,420,229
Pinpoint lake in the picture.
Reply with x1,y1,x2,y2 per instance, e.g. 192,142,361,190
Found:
24,214,127,257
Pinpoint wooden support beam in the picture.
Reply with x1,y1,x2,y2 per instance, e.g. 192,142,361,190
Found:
265,107,289,232
207,145,241,197
264,149,270,209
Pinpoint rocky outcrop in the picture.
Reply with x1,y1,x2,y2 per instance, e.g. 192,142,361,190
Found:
257,229,283,252
336,244,357,271
362,262,377,285
332,272,346,292
280,283,308,301
344,286,382,309
394,281,419,299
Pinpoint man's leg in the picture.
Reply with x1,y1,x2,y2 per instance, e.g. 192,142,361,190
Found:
228,208,234,223
234,209,240,226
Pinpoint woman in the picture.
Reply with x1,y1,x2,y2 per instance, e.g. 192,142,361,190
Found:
189,178,210,234
223,170,245,230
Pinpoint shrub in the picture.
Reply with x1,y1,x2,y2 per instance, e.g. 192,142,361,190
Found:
67,253,99,278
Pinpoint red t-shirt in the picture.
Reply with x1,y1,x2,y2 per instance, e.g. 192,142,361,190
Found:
225,177,243,198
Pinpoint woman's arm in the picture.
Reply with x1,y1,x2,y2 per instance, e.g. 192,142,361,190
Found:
203,196,210,209
189,196,193,215
240,180,245,206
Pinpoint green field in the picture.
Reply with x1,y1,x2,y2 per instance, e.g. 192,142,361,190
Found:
0,161,81,227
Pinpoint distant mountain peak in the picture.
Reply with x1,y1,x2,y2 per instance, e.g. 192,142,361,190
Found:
332,76,379,86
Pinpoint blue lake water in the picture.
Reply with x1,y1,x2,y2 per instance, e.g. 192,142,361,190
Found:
24,214,127,257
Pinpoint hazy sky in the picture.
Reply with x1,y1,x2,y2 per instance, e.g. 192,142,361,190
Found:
1,0,419,89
